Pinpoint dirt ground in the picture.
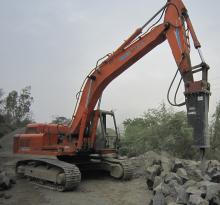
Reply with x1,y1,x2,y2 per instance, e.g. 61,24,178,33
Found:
0,155,151,205
0,130,152,205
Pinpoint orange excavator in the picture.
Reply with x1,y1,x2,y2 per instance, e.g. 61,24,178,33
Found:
13,0,210,191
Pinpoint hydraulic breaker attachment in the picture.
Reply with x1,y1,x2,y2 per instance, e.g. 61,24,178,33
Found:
184,61,210,149
185,91,210,148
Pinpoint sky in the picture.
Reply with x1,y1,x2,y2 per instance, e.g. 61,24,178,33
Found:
0,0,220,125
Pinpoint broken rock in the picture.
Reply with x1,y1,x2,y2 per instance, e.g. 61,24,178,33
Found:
0,170,15,190
164,172,183,185
171,158,184,172
154,182,171,197
188,194,209,205
187,168,204,182
175,185,188,204
176,168,189,182
186,186,206,198
146,164,162,190
165,195,177,204
0,171,11,190
198,181,220,204
144,151,161,168
146,164,162,181
205,160,220,183
153,176,162,190
160,153,172,174
211,172,220,183
206,160,220,171
183,179,197,189
150,191,166,205
168,180,187,203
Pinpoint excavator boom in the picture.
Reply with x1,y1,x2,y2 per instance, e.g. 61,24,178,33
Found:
70,0,210,150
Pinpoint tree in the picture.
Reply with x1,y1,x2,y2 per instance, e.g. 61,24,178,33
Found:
5,90,18,122
4,86,33,124
0,86,33,137
16,86,33,123
0,89,5,128
52,116,71,125
0,89,4,116
209,101,220,159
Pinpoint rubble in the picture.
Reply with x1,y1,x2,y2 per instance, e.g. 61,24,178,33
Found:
143,151,220,205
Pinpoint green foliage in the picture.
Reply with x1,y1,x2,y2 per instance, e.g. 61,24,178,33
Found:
120,103,196,159
208,101,220,160
5,90,18,122
16,86,33,123
5,86,33,124
0,89,4,116
51,116,71,125
0,86,33,137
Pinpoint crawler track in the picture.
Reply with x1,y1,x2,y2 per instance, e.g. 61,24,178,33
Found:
102,158,133,180
16,158,81,191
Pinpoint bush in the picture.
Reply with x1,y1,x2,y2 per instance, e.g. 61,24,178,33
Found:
208,101,220,160
120,103,196,159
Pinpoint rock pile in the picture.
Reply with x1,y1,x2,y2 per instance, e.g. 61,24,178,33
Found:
130,154,149,178
144,151,220,205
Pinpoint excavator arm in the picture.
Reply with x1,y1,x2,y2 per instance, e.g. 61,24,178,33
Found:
69,0,210,151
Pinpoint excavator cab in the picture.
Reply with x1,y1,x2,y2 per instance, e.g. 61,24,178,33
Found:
92,110,119,151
